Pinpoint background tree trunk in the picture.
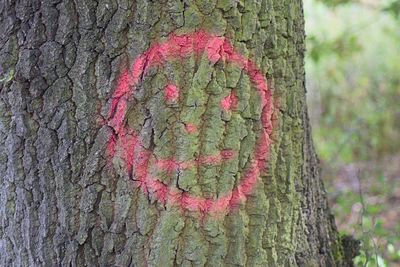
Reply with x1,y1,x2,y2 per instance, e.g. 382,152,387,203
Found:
0,0,355,266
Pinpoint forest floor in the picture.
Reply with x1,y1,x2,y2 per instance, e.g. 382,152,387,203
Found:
322,154,400,267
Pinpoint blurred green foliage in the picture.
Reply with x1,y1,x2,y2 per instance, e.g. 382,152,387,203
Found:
305,0,400,163
383,0,400,18
305,0,400,266
319,0,353,6
307,34,361,62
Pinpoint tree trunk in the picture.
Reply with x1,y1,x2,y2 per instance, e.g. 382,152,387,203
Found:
0,0,355,266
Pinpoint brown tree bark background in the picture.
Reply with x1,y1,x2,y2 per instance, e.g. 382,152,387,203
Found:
0,0,356,266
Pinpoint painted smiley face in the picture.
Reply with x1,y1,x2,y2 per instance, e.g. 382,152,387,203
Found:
107,30,274,215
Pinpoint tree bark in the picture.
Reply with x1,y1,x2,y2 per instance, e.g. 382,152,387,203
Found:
0,0,354,266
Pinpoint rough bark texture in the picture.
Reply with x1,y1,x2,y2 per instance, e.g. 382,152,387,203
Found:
0,0,353,266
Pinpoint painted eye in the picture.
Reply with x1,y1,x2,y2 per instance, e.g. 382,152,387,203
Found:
184,123,197,134
220,92,238,111
164,83,179,102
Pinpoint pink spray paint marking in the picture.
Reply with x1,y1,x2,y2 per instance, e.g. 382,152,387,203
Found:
107,30,274,215
220,91,238,111
164,83,180,102
184,123,197,134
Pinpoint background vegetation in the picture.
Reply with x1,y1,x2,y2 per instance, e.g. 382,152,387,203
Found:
304,0,400,265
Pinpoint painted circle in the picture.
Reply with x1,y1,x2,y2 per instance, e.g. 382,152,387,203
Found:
107,30,273,214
